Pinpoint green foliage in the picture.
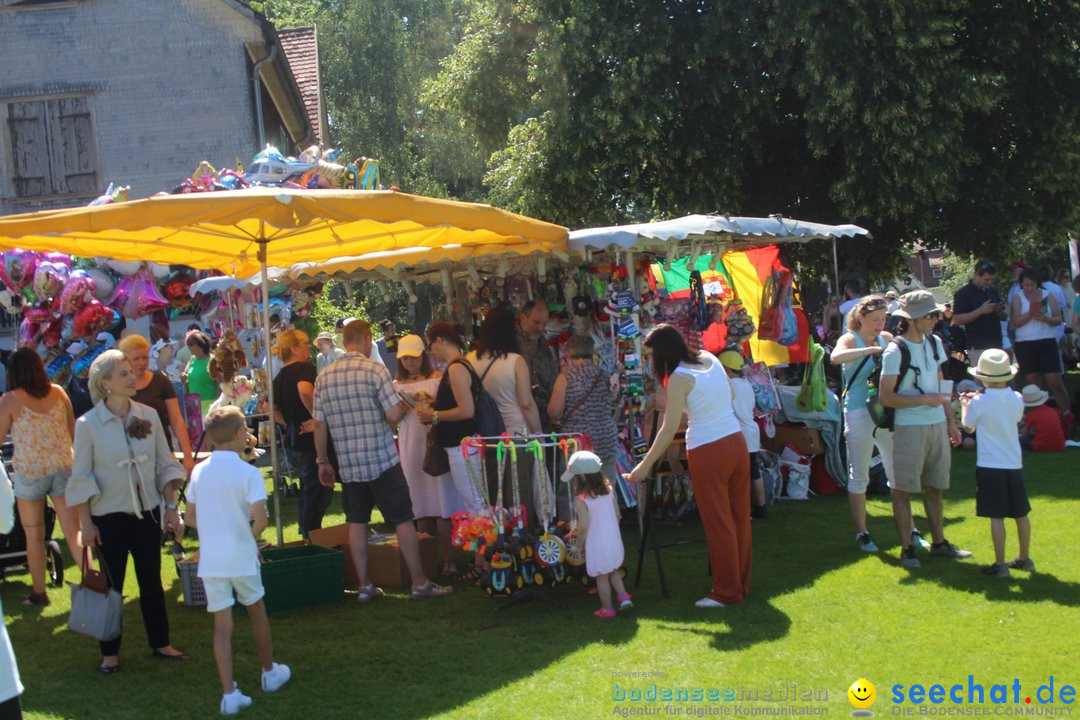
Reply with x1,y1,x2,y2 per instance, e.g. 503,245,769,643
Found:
307,280,367,335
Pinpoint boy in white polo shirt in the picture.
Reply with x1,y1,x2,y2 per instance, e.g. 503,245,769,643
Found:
960,350,1033,578
187,406,290,716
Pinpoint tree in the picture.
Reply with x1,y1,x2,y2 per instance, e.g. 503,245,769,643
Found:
425,0,1080,282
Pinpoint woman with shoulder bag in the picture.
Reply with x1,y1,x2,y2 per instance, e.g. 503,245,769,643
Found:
547,334,618,488
66,350,188,674
394,333,461,576
418,323,489,582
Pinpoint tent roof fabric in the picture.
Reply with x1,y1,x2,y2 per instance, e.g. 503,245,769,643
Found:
0,188,568,276
568,214,869,252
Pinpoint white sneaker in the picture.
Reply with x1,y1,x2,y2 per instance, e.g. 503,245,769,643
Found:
220,684,252,716
694,597,728,608
261,663,291,693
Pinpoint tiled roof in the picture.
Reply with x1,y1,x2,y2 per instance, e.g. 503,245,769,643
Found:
278,26,325,144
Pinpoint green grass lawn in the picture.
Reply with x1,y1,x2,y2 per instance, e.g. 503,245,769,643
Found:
4,446,1079,719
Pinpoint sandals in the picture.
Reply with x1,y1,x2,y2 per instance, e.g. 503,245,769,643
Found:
356,583,384,604
439,561,459,577
410,581,453,601
457,567,484,584
152,648,189,661
99,662,120,675
23,591,49,607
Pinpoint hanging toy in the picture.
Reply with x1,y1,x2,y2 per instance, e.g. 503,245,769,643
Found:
688,270,710,332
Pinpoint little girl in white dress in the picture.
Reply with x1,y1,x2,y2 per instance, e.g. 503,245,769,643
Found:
565,451,632,618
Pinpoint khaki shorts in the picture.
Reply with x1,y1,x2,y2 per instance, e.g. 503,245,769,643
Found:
889,423,951,493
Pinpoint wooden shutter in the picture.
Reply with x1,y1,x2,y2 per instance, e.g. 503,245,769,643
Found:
8,100,50,198
6,96,98,198
51,96,97,195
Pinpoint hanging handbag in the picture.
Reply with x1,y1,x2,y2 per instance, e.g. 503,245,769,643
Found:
423,427,451,476
68,547,124,642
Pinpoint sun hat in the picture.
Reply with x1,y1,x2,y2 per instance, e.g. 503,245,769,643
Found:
892,290,946,320
718,351,745,372
396,334,425,358
1021,384,1049,408
885,290,898,299
560,450,603,483
312,331,335,346
968,348,1018,382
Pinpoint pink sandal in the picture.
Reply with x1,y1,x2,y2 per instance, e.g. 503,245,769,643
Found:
593,607,616,619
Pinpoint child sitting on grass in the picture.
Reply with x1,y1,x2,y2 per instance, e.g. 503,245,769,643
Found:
1020,385,1066,452
565,450,631,618
961,350,1034,578
187,406,291,716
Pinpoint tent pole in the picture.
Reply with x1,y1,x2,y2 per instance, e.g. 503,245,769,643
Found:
831,237,840,296
258,243,284,547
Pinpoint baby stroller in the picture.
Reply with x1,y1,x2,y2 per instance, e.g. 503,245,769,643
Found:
0,499,65,589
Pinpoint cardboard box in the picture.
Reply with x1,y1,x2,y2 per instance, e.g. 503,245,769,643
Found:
761,423,824,457
308,524,438,588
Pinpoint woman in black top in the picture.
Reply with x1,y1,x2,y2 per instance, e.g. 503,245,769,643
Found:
118,334,195,475
272,329,331,539
418,323,487,581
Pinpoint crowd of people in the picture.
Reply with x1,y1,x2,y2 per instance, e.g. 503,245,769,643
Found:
0,256,1076,715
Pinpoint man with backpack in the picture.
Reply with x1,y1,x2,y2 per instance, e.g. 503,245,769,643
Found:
879,291,973,569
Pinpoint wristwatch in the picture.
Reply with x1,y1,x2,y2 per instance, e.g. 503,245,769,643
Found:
165,503,178,511
316,458,330,465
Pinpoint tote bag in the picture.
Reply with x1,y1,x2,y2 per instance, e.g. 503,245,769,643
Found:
68,549,123,642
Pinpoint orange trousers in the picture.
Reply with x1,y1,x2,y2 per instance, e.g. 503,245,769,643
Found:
687,432,751,605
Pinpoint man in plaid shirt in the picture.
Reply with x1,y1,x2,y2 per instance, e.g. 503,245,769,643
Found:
313,320,451,602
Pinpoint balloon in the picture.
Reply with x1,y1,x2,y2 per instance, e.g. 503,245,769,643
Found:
60,271,98,314
72,300,114,337
23,303,52,324
148,262,171,279
163,273,195,307
112,268,169,319
105,259,141,276
43,318,63,350
18,318,40,348
0,250,39,293
41,252,72,268
33,262,69,302
61,313,75,342
85,267,116,300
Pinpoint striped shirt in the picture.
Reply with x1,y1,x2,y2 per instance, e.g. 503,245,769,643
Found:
313,352,400,483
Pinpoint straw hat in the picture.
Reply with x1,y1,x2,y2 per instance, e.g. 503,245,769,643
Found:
892,290,945,320
968,348,1018,382
1021,384,1049,408
718,351,745,372
312,331,335,346
395,334,426,358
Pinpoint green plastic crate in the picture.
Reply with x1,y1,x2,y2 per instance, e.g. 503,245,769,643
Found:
259,545,344,614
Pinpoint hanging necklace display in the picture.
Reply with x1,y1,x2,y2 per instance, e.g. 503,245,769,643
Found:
481,438,517,596
529,440,566,586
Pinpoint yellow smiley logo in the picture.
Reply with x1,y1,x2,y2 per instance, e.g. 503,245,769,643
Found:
848,678,877,709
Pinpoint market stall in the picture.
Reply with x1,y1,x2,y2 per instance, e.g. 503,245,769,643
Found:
0,187,569,545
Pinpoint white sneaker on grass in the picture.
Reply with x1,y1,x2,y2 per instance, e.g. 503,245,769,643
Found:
694,597,727,608
221,684,252,716
262,663,291,693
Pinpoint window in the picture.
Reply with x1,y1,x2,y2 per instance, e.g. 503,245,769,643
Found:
6,95,98,199
931,268,943,280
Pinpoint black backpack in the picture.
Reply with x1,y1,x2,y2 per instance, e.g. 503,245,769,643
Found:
456,357,507,438
866,336,941,430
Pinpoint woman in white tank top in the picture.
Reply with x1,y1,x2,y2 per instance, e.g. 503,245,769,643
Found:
466,307,542,522
627,325,751,608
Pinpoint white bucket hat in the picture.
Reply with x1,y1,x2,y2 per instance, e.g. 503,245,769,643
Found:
1021,384,1049,408
968,348,1018,383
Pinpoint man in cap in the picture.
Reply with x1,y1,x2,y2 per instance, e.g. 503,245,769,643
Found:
951,259,1006,367
885,290,900,315
880,290,972,568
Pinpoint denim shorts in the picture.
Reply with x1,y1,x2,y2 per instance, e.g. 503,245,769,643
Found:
12,469,70,501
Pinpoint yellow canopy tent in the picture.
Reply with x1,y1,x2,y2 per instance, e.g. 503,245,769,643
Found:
0,187,568,543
